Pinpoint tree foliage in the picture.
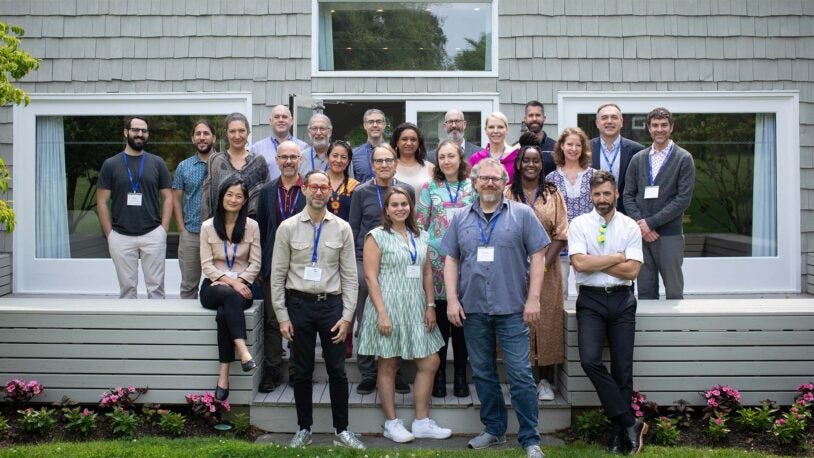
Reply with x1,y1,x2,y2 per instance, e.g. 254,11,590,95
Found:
452,33,488,71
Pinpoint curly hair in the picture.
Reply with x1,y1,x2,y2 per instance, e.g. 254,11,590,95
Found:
552,127,591,169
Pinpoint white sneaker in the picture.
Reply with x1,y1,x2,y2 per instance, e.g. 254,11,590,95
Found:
383,418,415,443
411,417,452,439
537,379,555,401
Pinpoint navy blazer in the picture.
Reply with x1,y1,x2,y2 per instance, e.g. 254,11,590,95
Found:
256,178,307,279
590,136,644,215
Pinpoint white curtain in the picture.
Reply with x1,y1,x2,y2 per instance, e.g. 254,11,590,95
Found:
35,116,70,258
318,8,335,71
752,113,777,257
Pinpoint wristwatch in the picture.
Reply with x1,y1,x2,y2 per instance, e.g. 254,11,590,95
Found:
426,302,436,308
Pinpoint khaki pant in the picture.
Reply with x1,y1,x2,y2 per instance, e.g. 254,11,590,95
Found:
108,225,167,299
177,229,202,299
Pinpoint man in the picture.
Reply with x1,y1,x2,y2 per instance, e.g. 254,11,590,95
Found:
250,105,308,180
348,145,414,395
271,170,365,450
522,100,557,177
570,171,646,455
299,114,346,178
428,109,480,163
256,141,306,392
623,107,695,300
96,116,173,298
172,120,216,299
590,104,644,215
351,109,387,183
442,158,549,458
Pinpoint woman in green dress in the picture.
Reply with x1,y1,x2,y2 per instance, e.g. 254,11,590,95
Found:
358,187,451,443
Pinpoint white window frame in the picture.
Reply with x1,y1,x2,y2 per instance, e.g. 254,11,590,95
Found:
559,90,800,294
405,98,495,146
12,92,253,295
311,0,498,78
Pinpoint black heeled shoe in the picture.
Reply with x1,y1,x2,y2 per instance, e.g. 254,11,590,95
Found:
241,359,257,372
215,385,229,401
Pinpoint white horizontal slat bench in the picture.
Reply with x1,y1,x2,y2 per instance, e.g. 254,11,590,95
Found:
561,298,814,407
0,297,262,405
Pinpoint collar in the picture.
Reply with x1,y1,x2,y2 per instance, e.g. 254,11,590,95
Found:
279,176,304,190
270,134,293,147
193,152,211,163
472,196,508,217
297,208,335,223
589,208,618,225
650,140,674,156
601,136,621,149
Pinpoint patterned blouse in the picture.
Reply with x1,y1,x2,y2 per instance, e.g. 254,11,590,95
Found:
545,167,596,257
327,177,359,221
415,178,477,300
201,150,269,220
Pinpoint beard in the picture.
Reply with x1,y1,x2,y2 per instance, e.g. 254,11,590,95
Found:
525,122,542,134
195,142,213,155
480,192,499,203
447,129,464,143
127,135,146,151
595,201,615,217
312,137,330,150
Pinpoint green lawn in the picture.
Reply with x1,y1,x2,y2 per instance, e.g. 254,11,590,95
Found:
0,437,783,458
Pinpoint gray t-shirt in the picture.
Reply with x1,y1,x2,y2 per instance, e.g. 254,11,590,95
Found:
97,151,172,236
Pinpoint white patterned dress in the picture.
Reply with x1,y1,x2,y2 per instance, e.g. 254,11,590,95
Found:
357,227,444,359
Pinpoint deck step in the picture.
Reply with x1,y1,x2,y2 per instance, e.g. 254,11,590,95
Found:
250,382,571,434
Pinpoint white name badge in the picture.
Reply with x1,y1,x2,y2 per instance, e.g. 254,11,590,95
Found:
406,265,421,278
644,186,660,199
304,266,323,281
445,208,460,221
127,192,143,206
225,271,238,280
477,246,495,262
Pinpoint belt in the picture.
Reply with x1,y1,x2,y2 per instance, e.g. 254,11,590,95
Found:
579,285,631,294
286,289,340,302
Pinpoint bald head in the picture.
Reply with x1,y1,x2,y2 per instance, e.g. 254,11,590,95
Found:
276,140,302,179
444,109,467,143
269,105,294,140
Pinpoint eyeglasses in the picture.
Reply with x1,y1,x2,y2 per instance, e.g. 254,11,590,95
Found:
443,119,465,126
128,128,149,134
309,126,331,133
306,184,331,193
372,158,396,165
477,176,504,184
278,155,300,162
365,119,386,125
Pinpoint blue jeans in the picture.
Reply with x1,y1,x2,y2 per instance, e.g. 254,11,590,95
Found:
463,312,540,448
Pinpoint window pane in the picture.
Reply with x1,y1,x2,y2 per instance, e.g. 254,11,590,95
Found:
319,2,492,71
416,110,481,153
35,115,226,259
577,112,777,258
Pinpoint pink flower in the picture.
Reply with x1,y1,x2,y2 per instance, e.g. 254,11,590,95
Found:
714,417,723,425
711,389,720,397
128,386,136,393
6,384,15,393
791,407,798,413
708,399,718,407
795,414,803,419
82,408,91,416
221,401,230,411
635,410,644,417
209,405,216,413
776,418,786,425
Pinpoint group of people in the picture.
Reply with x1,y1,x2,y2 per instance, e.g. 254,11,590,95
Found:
95,100,695,457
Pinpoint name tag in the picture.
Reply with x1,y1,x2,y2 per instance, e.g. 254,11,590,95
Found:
644,186,659,199
127,192,143,206
406,265,421,278
477,246,495,262
304,266,323,281
225,271,238,280
445,208,460,221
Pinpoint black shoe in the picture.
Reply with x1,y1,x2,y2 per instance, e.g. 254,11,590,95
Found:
608,428,624,454
432,371,447,398
215,385,229,401
625,419,648,455
395,376,410,394
453,372,470,397
356,379,376,395
241,359,257,372
258,374,279,393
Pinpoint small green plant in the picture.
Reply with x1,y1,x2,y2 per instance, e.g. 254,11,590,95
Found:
736,400,778,432
62,407,98,437
17,407,57,435
157,410,186,436
771,401,810,445
705,412,731,442
0,414,9,437
666,399,696,428
230,412,250,436
651,416,680,446
574,409,610,442
106,408,142,439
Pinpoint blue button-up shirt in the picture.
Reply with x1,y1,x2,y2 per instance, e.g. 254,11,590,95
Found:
351,142,376,184
441,198,550,315
171,153,208,233
250,135,308,181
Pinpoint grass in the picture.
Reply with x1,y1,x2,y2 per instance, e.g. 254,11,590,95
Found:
0,437,784,458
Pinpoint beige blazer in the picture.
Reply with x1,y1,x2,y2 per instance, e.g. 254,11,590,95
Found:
200,217,261,284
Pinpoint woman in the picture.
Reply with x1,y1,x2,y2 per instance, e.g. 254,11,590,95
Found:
392,122,434,193
201,113,269,220
199,177,261,401
545,127,596,298
326,140,360,222
468,111,518,182
358,188,451,443
415,139,475,399
505,144,569,401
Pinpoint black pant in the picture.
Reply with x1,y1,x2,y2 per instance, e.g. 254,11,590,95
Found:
262,279,284,377
435,299,468,374
576,287,636,418
287,293,348,432
200,279,253,363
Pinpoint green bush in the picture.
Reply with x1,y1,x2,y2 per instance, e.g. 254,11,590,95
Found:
18,407,57,435
62,407,98,436
0,414,9,437
230,412,250,436
106,408,142,439
736,401,778,432
652,416,680,446
574,409,610,442
705,412,731,442
157,411,185,436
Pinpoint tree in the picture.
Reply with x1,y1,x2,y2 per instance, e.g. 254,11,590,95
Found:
0,22,40,232
452,33,488,71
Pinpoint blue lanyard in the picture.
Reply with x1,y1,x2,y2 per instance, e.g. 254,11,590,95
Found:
310,148,329,172
123,152,145,193
374,180,396,210
223,240,238,271
444,180,461,204
601,141,620,173
278,186,300,220
311,221,323,265
647,143,675,185
475,213,501,246
407,231,417,264
521,190,539,207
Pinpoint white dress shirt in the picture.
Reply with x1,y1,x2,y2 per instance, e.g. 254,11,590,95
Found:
568,208,643,287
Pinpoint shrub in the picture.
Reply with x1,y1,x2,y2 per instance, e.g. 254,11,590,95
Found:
630,390,659,419
796,382,814,406
666,399,696,428
231,412,251,436
0,415,9,437
736,400,778,432
106,408,142,439
771,401,810,445
99,386,148,410
574,409,610,442
62,407,98,437
702,384,742,418
158,411,186,436
651,416,680,447
705,412,731,442
4,379,44,403
18,407,57,435
186,392,230,423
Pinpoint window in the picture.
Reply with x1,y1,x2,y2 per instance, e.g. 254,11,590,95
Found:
14,93,252,294
314,1,496,75
560,91,799,294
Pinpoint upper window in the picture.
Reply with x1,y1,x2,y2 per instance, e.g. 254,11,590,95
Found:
315,1,495,75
